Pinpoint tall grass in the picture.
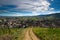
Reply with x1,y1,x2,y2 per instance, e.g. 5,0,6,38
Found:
33,27,60,40
0,28,25,40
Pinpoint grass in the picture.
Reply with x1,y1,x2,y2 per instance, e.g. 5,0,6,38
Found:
0,28,26,40
32,27,60,40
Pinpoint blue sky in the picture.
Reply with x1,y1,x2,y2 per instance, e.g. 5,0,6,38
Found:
0,0,60,16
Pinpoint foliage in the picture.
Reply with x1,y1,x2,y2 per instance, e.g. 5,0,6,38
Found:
33,28,60,40
0,28,25,40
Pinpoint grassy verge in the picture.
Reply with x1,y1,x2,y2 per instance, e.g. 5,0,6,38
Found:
32,27,60,40
0,28,26,40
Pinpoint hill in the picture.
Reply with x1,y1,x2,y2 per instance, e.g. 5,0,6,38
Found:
38,13,60,20
0,13,60,28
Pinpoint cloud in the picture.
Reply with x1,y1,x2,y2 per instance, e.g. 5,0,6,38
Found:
49,8,54,11
11,0,54,13
51,0,54,1
5,12,40,16
0,0,55,16
15,0,51,13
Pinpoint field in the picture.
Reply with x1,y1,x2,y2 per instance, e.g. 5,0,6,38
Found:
32,28,60,40
0,28,26,40
0,27,60,40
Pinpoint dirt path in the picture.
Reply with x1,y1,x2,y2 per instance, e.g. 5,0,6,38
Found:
23,28,40,40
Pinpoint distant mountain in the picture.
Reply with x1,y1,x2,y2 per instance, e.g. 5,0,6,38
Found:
0,13,60,28
38,13,60,17
38,13,60,20
0,13,60,19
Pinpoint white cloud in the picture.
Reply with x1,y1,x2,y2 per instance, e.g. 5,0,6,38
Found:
35,1,50,12
50,8,54,11
51,0,54,1
11,12,40,16
15,0,54,13
0,0,55,16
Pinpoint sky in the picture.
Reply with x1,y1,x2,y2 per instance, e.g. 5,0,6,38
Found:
0,0,60,16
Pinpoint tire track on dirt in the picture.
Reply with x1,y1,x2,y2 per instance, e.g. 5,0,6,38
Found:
24,28,40,40
24,28,32,40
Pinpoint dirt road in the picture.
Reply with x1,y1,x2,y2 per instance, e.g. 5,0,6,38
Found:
23,28,40,40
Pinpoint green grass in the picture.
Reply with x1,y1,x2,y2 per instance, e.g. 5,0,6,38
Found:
0,28,26,40
32,27,60,40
